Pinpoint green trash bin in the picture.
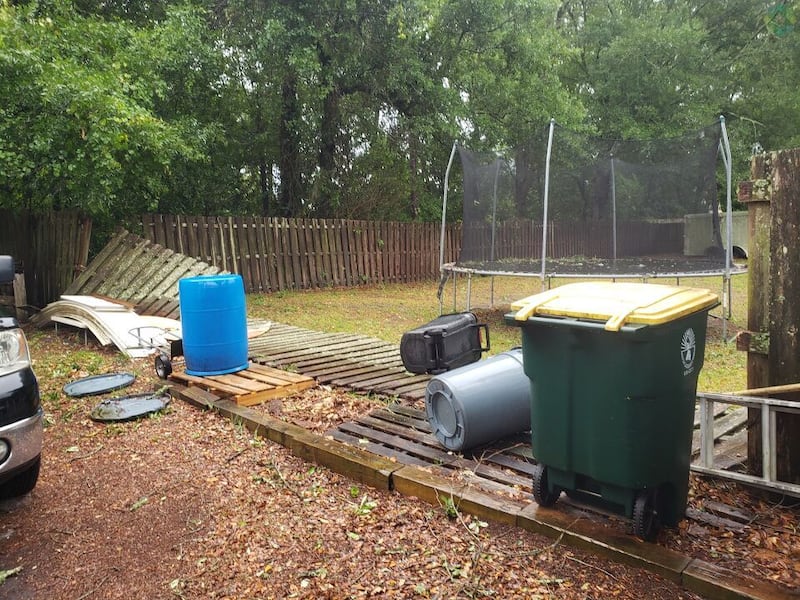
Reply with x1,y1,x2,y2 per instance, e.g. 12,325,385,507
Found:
505,282,719,540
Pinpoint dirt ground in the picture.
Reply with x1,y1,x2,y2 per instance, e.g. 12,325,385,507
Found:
1,327,798,599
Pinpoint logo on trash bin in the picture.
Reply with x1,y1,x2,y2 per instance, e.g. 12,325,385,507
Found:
681,328,696,375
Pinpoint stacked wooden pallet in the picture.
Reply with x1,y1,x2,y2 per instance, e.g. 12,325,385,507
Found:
169,362,316,407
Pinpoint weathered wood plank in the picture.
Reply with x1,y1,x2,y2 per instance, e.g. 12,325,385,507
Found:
253,335,371,360
170,363,315,407
327,367,408,387
690,406,748,458
370,374,431,392
385,381,429,399
370,406,431,430
63,227,125,294
289,345,400,366
342,426,532,495
209,372,270,393
331,430,433,468
246,362,316,384
393,465,526,526
294,350,402,373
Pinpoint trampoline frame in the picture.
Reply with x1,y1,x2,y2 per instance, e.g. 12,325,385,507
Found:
439,117,745,339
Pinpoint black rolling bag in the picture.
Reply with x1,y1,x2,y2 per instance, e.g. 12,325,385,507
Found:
400,312,490,374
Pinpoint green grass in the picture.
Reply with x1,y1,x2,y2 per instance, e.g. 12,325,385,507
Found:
247,271,749,393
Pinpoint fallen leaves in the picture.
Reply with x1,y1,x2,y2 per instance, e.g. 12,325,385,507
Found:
1,329,797,598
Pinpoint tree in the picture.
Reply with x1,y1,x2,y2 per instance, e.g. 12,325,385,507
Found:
0,2,226,237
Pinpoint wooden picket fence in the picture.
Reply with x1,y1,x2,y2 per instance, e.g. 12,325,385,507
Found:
0,209,689,306
0,210,92,308
141,214,462,293
461,219,683,262
141,214,686,294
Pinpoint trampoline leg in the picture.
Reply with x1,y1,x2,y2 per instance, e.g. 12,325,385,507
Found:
722,274,730,341
466,272,472,310
452,271,457,313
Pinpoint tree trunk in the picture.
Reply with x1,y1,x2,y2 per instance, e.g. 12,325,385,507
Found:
278,72,303,216
768,149,800,483
254,91,272,217
408,132,419,219
314,87,340,217
259,161,271,216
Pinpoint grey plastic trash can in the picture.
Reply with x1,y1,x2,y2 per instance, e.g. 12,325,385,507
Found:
425,348,531,451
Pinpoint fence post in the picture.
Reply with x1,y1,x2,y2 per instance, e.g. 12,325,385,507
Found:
739,155,772,475
767,149,800,484
13,272,27,322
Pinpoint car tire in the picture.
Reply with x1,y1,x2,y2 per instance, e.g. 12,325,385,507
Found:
0,455,40,499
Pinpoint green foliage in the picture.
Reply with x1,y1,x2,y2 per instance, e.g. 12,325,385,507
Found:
439,493,459,519
2,0,800,229
0,4,213,222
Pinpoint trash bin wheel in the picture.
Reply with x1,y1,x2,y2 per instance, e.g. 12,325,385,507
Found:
633,490,659,541
155,353,173,379
532,463,559,507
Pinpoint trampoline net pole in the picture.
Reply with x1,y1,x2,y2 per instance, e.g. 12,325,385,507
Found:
440,141,457,271
720,115,734,339
611,155,617,261
490,160,500,307
540,118,555,283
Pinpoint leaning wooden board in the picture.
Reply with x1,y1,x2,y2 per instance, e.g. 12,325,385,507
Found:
169,362,316,406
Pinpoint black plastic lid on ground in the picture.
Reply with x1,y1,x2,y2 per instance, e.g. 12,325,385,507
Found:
89,394,170,422
63,372,136,398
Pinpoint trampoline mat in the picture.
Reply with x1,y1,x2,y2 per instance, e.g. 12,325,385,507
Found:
449,256,747,278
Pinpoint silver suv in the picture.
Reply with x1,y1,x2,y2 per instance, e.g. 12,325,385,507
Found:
0,255,42,498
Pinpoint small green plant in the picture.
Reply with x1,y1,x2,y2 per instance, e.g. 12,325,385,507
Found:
104,422,126,437
69,349,105,374
349,485,360,498
439,494,459,519
41,390,60,407
353,495,377,516
0,567,22,585
60,401,82,423
468,518,488,534
232,416,246,434
130,496,149,511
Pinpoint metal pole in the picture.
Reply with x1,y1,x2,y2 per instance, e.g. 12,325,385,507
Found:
720,116,733,341
540,119,555,284
490,159,501,307
611,155,617,261
440,142,458,271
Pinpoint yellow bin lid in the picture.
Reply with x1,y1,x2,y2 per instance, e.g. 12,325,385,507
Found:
510,282,719,332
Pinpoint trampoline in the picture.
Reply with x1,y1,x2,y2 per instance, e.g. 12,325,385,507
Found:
438,117,746,336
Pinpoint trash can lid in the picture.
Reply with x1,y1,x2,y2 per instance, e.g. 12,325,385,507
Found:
511,282,719,331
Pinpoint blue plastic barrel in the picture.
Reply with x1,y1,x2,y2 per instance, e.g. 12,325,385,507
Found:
179,274,249,376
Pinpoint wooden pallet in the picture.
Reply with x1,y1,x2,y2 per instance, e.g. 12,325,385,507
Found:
169,362,316,406
330,403,751,505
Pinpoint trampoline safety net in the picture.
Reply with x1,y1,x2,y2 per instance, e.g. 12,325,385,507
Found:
452,120,742,278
